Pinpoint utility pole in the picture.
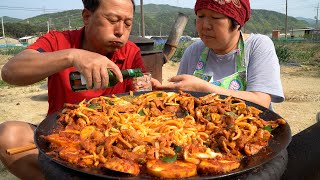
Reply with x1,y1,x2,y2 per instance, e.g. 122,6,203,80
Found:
140,0,145,37
1,16,5,38
285,0,288,40
47,18,50,33
316,3,319,29
138,22,141,36
68,18,71,30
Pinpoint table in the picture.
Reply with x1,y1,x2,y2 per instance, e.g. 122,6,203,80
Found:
282,121,320,180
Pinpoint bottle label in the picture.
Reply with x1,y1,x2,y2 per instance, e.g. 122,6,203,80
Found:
127,69,135,76
80,75,87,85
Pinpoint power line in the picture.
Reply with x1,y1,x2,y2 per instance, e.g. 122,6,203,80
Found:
0,5,61,12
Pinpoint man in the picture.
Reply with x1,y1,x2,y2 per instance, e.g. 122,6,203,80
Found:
0,0,144,179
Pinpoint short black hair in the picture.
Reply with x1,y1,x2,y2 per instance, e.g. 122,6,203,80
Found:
230,18,241,30
82,0,135,12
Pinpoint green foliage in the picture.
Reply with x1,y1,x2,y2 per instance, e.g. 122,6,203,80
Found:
274,43,291,63
287,43,320,66
153,41,191,62
2,16,22,23
0,80,7,87
172,41,192,62
0,80,15,88
23,10,83,30
154,43,164,51
274,41,319,65
247,10,308,34
0,47,25,55
2,23,47,39
292,48,315,61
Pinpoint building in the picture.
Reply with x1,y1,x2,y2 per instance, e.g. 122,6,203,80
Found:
19,36,39,46
289,28,314,38
272,30,281,40
0,37,21,48
271,28,320,42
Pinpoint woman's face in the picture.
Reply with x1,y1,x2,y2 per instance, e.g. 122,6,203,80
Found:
196,9,240,54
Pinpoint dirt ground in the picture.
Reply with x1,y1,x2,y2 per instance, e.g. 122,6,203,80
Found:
0,55,319,179
161,61,320,135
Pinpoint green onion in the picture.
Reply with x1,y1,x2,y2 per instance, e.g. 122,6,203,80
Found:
263,125,273,132
224,111,238,118
174,145,182,153
106,100,114,105
160,154,177,163
138,109,145,116
88,103,101,109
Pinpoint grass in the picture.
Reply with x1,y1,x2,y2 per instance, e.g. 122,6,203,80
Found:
0,47,25,55
0,80,15,88
274,42,320,66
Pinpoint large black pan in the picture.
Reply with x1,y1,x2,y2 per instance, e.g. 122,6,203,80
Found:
34,91,292,179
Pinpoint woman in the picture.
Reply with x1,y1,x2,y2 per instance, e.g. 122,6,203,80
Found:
155,0,284,109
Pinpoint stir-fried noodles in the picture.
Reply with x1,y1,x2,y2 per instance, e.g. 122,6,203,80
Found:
43,91,286,178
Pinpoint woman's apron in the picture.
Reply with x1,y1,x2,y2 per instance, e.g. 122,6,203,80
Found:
193,32,247,91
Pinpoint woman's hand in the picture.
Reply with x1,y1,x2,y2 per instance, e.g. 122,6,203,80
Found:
71,49,122,90
152,74,271,108
158,74,212,92
150,78,162,90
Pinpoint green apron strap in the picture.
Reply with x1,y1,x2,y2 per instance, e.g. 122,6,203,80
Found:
236,32,246,73
193,32,246,81
193,47,211,81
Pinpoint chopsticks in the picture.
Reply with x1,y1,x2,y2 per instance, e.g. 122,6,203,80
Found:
6,143,37,155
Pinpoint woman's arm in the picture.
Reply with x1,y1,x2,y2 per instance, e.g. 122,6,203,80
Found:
159,74,271,108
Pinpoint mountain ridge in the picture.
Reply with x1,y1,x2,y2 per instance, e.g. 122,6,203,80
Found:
0,4,313,38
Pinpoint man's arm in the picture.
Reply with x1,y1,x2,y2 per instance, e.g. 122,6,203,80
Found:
1,48,123,90
1,49,73,85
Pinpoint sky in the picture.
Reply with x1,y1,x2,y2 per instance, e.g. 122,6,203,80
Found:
0,0,318,20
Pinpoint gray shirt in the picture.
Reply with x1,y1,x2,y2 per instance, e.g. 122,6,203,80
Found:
178,33,284,103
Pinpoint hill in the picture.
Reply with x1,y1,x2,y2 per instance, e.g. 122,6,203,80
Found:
2,16,22,23
296,17,316,27
1,4,311,38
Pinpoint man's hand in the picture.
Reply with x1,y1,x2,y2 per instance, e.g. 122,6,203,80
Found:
71,49,122,90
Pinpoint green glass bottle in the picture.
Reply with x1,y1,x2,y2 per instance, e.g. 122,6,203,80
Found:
69,68,143,92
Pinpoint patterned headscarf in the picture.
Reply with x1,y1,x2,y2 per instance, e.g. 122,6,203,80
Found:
194,0,251,26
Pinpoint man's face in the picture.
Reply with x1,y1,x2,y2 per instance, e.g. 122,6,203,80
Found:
83,0,134,55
